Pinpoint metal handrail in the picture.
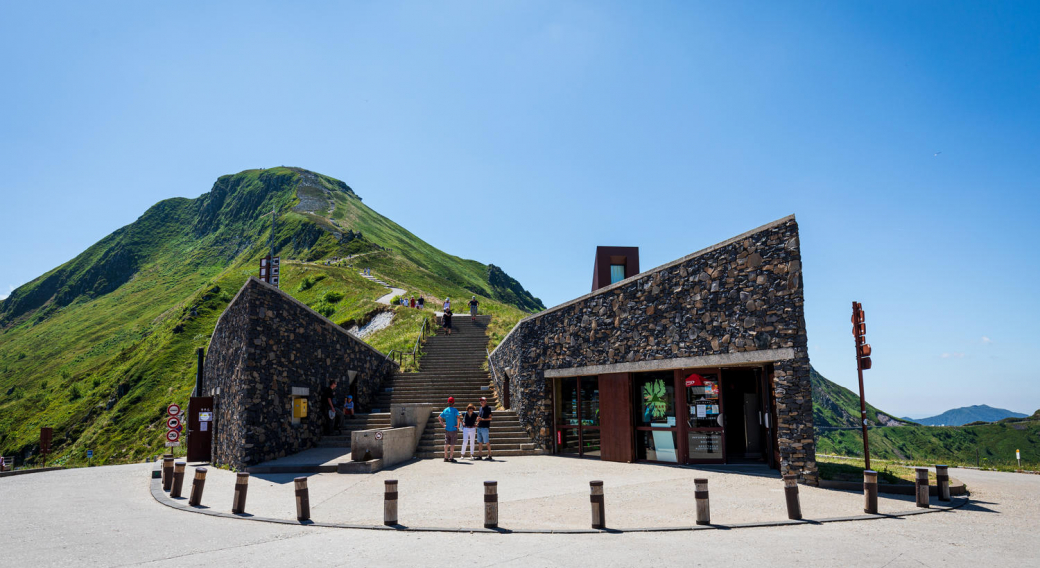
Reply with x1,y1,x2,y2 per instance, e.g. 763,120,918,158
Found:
486,347,498,383
410,318,428,366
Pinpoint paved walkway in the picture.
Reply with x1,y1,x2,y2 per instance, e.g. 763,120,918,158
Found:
1,461,1037,566
151,457,956,530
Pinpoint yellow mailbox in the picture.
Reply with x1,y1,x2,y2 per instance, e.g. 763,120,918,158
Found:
293,398,308,419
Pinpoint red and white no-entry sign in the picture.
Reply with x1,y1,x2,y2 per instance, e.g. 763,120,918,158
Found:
167,404,181,416
167,417,181,430
166,430,180,442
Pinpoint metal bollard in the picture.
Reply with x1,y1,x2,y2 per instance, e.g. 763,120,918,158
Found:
915,468,930,508
694,478,710,525
863,470,878,514
384,479,398,526
484,481,498,529
590,480,605,529
232,472,249,514
783,475,803,520
171,462,187,498
935,465,950,502
162,457,175,491
295,477,310,522
188,467,207,506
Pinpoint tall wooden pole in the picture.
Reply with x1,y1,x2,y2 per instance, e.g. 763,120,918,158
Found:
853,301,871,471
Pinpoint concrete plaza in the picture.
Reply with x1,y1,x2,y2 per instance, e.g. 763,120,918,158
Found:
1,457,1037,567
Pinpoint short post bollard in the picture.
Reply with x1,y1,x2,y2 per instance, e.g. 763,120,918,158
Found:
162,457,175,491
484,481,498,529
590,480,605,529
384,480,398,526
935,465,950,502
863,470,878,514
188,467,207,507
232,472,249,514
694,478,710,525
915,468,930,508
170,462,187,498
783,475,803,520
295,477,310,522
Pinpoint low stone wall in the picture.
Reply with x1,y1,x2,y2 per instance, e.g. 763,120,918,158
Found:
205,277,397,469
490,215,817,483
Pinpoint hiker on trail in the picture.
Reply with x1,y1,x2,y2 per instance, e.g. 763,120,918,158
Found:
469,296,479,322
476,396,493,460
418,296,425,310
410,296,416,308
438,397,461,462
443,297,451,311
343,395,354,417
443,308,453,335
460,404,478,459
321,380,340,434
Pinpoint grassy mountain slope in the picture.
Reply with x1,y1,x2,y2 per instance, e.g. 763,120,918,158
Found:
811,366,906,428
812,367,1040,469
816,416,1040,469
0,167,539,468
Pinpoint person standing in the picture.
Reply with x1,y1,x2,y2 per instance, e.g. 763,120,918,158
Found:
321,380,339,434
476,396,493,460
460,404,479,459
410,296,416,308
469,296,479,322
438,397,461,462
443,308,453,335
418,296,425,310
443,297,451,311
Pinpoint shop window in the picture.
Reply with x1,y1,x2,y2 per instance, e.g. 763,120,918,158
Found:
635,372,676,427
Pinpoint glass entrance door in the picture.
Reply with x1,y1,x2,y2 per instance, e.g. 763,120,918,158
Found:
553,376,601,458
683,371,725,463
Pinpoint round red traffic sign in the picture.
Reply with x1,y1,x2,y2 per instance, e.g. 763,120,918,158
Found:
166,430,180,442
167,417,181,430
167,404,181,416
375,431,383,440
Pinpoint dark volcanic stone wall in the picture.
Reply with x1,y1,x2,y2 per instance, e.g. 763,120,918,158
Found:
489,216,817,483
204,277,396,469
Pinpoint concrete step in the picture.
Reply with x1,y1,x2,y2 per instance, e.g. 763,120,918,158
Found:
415,449,545,459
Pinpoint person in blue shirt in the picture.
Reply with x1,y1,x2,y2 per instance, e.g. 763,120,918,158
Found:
438,397,461,462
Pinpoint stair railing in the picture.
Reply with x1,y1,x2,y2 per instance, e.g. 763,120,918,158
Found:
486,348,509,409
408,317,429,368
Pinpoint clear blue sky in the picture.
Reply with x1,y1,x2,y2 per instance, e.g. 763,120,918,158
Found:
1,2,1038,418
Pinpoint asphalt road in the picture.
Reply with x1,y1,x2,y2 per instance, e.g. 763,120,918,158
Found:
1,464,1037,567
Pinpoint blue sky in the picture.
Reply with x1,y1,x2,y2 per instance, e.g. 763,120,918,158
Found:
1,1,1037,417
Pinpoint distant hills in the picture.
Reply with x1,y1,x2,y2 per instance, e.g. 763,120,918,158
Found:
902,405,1028,427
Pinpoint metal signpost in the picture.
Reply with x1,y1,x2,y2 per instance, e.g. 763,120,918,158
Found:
166,404,182,448
257,206,280,288
87,449,93,467
852,302,873,470
258,256,281,288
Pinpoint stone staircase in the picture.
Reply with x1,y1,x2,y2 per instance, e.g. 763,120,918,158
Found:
322,314,543,458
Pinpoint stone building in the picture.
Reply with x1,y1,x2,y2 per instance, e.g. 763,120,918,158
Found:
202,277,396,469
489,215,817,484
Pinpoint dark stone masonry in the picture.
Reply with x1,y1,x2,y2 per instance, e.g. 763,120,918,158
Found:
489,215,818,484
204,277,395,469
